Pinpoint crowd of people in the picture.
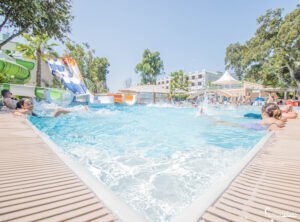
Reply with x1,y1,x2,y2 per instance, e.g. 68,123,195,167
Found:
242,102,297,131
197,96,298,131
1,89,298,131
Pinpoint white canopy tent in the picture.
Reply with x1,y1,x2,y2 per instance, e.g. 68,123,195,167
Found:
212,70,241,85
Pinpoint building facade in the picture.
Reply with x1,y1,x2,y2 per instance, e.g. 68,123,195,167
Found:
157,69,222,93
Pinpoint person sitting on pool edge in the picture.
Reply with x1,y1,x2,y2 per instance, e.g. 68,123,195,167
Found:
1,89,18,109
14,99,71,117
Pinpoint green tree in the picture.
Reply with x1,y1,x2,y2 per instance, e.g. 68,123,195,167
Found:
135,49,164,84
225,5,300,92
169,70,190,98
224,43,246,80
0,0,73,48
64,41,110,93
16,33,58,87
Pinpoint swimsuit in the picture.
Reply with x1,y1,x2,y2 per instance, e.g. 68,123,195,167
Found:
240,122,266,130
244,113,262,119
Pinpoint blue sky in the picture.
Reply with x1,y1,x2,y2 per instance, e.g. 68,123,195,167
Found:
68,0,297,92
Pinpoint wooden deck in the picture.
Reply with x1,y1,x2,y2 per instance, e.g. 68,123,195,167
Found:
199,118,300,222
1,111,300,222
0,112,117,222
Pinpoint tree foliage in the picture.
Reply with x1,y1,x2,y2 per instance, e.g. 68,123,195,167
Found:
16,33,58,87
169,70,190,98
64,41,110,93
225,5,300,91
0,0,73,48
135,49,164,84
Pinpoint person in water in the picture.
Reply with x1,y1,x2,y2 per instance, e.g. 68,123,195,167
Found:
241,103,285,130
1,89,18,109
208,103,285,131
244,104,292,122
267,95,275,103
14,99,71,117
281,104,298,119
260,103,285,130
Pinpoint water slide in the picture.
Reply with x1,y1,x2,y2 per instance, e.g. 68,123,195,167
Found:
1,54,135,105
0,58,34,83
0,83,73,105
105,93,137,105
0,56,73,105
48,57,136,105
47,57,88,95
124,94,137,105
48,57,117,105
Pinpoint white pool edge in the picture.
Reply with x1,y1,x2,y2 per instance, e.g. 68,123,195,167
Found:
26,119,147,222
172,131,274,222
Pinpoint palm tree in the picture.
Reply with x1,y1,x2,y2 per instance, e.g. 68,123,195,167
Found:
16,34,58,86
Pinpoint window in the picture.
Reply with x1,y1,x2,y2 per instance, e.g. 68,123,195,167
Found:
198,75,202,78
166,86,168,89
198,82,202,86
158,82,160,85
191,83,195,86
162,81,164,84
166,80,169,84
192,76,195,80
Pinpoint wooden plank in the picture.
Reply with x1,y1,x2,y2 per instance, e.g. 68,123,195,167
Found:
199,118,300,222
0,113,117,222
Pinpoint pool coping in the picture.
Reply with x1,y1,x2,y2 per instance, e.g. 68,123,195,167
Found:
172,130,274,222
27,117,274,222
26,119,147,222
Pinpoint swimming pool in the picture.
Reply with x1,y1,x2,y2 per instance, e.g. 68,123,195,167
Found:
30,104,266,222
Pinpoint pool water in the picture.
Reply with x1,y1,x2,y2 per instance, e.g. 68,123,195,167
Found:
30,104,266,222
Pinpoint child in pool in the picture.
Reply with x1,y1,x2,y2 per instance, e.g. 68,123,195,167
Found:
14,99,71,117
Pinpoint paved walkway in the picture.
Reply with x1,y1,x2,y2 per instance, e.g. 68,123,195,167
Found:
199,118,300,222
0,112,117,222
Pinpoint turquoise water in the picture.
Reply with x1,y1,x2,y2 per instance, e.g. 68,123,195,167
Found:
30,104,266,222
